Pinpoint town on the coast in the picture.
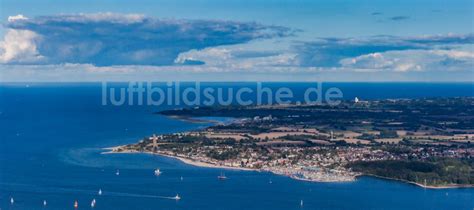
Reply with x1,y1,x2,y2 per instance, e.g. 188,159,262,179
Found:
109,98,474,188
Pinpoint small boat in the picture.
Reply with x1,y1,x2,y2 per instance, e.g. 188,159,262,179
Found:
98,189,102,195
173,194,181,200
217,172,227,180
269,179,272,184
74,200,79,208
300,199,304,207
116,169,120,176
43,200,47,206
91,198,96,208
154,168,162,176
180,176,183,181
10,197,14,204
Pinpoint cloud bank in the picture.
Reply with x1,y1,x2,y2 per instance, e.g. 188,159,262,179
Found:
1,13,291,66
0,13,472,81
340,50,474,72
175,47,298,69
294,34,474,71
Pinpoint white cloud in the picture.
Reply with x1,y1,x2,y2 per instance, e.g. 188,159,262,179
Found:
7,14,28,22
175,46,297,69
3,13,291,66
175,48,232,65
340,49,474,72
0,29,43,63
295,34,474,67
55,12,145,24
432,50,474,59
0,13,472,81
3,63,471,82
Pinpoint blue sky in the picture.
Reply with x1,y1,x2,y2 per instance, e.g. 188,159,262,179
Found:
0,0,473,81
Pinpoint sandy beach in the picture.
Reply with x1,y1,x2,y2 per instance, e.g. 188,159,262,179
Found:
102,146,258,172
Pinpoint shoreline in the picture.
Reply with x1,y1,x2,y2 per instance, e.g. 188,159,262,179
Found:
155,153,258,172
104,107,473,189
103,146,473,188
102,146,354,182
164,115,235,125
166,115,214,124
102,146,258,172
357,174,474,189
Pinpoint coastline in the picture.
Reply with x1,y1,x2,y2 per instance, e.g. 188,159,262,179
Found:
102,146,258,172
166,115,213,124
358,174,474,189
102,146,355,182
165,115,234,125
104,107,473,189
155,153,258,172
103,146,473,188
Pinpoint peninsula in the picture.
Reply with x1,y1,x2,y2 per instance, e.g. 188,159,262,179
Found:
108,98,474,188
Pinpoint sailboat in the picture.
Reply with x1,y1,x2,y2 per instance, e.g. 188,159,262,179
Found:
154,168,162,176
217,172,227,180
116,169,120,176
98,189,102,195
74,200,79,208
43,200,47,206
91,198,96,208
300,199,304,207
10,197,14,204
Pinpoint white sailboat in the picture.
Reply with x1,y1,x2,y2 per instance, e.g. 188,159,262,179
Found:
154,168,162,176
91,198,96,208
10,197,14,204
43,200,47,206
217,172,227,180
98,189,102,195
116,169,120,176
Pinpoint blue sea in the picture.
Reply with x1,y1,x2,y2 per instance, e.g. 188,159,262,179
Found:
0,82,473,210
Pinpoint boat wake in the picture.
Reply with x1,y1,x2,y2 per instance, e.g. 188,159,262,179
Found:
0,182,178,200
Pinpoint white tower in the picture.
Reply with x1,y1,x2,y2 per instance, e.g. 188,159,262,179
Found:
151,134,159,152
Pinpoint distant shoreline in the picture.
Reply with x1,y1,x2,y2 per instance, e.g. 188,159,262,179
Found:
164,115,236,125
165,115,215,124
